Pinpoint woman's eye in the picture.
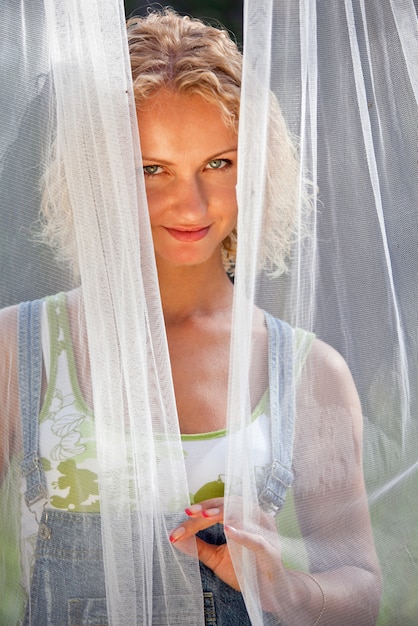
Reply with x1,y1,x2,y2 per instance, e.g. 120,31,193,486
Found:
143,165,162,176
207,159,229,170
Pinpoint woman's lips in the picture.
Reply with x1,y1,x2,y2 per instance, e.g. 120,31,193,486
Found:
165,226,210,242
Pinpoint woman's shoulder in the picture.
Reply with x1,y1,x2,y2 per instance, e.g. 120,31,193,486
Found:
307,335,349,371
291,337,364,499
294,336,364,489
304,336,361,414
0,288,81,353
0,302,19,353
0,304,21,477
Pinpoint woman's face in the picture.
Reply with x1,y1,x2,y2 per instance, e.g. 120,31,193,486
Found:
137,89,238,271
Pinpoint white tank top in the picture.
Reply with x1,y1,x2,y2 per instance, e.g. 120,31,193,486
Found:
38,293,273,510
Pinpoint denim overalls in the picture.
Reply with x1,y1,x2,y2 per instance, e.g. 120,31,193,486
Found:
18,299,295,625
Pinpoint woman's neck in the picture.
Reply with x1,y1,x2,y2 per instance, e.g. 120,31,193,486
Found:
157,257,234,326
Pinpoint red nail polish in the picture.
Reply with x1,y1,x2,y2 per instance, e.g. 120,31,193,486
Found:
185,504,202,516
202,507,220,518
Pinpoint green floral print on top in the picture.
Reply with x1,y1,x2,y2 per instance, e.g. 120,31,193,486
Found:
39,293,99,512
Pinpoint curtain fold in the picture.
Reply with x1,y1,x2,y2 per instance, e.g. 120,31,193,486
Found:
0,0,417,624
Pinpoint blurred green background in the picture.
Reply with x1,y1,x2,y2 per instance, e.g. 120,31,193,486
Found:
124,1,243,44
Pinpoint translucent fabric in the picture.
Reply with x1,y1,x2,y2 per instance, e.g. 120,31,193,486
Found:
231,1,418,624
1,0,203,623
0,1,417,626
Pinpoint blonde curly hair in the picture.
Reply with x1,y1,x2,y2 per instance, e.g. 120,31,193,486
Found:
40,9,303,278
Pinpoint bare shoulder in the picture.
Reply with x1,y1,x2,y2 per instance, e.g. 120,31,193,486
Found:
0,303,19,372
306,336,354,380
300,336,363,432
0,302,19,334
294,337,364,493
0,303,20,478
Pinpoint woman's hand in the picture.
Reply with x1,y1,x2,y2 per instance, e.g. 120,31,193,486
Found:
169,497,287,611
170,497,239,590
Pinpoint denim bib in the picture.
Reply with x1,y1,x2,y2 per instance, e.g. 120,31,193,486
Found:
18,299,294,625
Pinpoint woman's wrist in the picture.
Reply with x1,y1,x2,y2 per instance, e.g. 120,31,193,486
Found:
298,572,326,625
273,569,326,626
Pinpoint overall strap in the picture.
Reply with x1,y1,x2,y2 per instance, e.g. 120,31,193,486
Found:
259,312,295,514
18,299,48,507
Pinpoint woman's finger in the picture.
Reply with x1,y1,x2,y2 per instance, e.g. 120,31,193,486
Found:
185,499,225,517
169,506,224,543
225,524,282,558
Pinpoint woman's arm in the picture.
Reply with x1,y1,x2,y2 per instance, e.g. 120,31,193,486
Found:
169,338,382,625
288,337,382,624
0,305,20,482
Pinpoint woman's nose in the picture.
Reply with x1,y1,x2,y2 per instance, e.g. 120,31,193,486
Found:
171,176,208,221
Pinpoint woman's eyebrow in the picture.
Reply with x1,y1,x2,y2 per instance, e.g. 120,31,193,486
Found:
141,147,238,165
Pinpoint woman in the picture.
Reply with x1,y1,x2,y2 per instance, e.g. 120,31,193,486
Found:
0,9,381,625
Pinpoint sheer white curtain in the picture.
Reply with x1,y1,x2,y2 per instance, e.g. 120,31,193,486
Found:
0,0,417,624
1,0,204,623
44,0,205,623
230,0,418,623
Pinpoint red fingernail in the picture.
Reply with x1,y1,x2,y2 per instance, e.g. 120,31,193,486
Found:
169,526,185,543
185,504,202,516
202,507,221,518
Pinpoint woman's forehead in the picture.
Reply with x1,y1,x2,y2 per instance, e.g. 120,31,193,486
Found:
137,90,237,158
